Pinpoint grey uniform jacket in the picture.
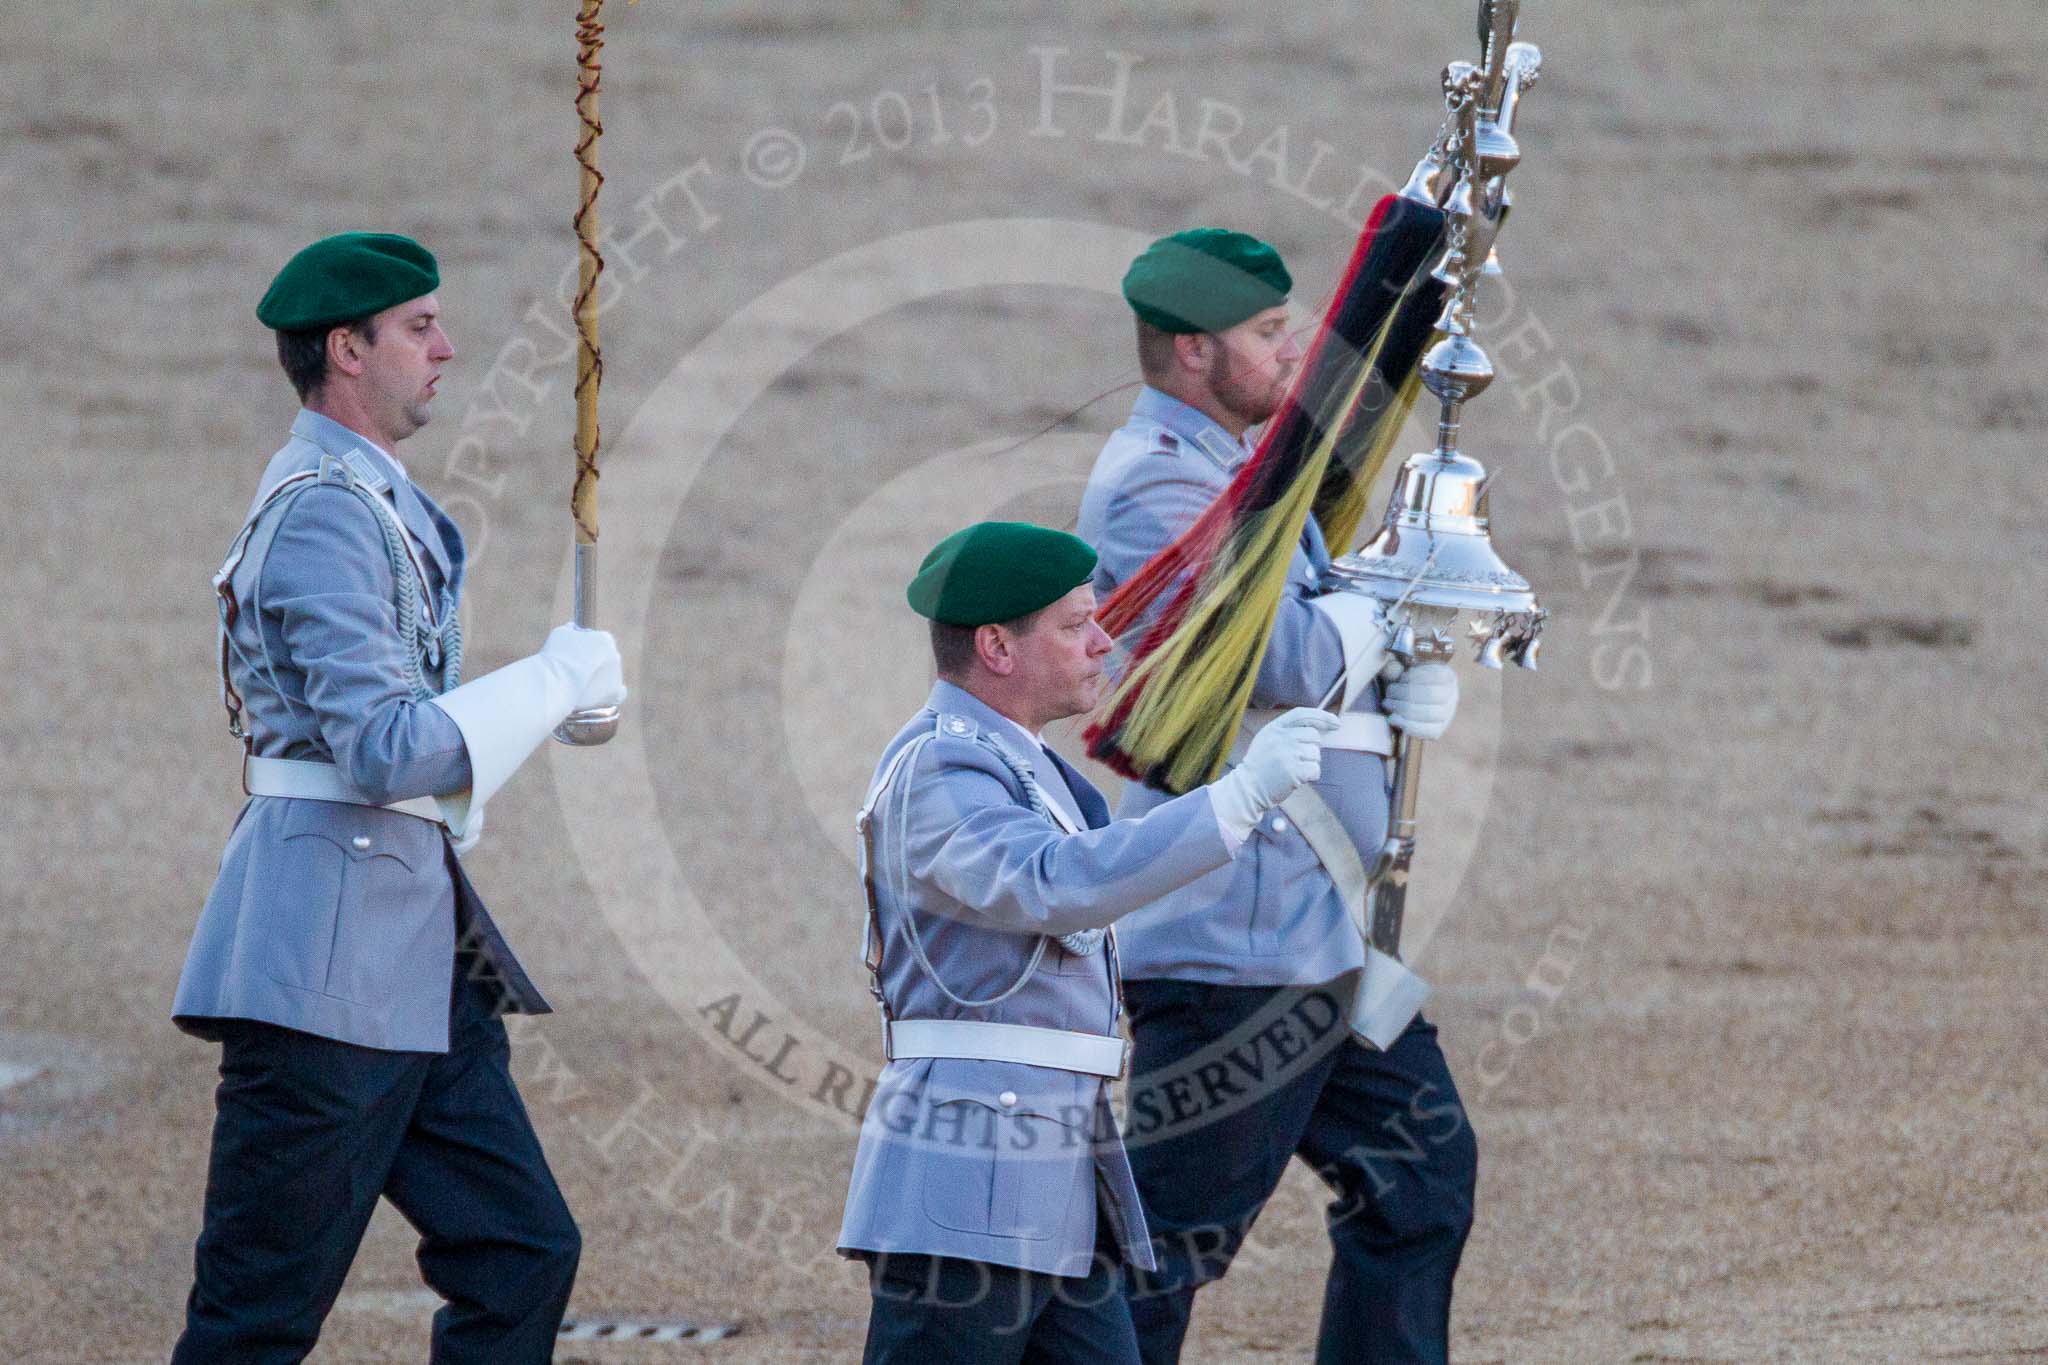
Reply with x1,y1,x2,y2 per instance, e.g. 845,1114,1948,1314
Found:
172,410,545,1053
1076,385,1393,988
837,681,1236,1276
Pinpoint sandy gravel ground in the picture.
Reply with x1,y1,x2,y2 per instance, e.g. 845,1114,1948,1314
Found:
3,2,2044,1361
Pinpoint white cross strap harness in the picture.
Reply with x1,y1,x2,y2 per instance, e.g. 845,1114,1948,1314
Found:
1277,783,1431,1051
1241,706,1393,756
1232,708,1428,1051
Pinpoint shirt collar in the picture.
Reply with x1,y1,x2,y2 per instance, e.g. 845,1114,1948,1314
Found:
292,408,408,484
1130,385,1254,472
927,679,1047,755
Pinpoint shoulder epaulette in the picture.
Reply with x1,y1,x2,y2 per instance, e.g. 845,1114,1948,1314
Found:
1188,427,1242,473
316,449,392,495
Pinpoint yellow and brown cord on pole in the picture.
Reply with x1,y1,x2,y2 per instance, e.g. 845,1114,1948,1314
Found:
554,0,635,747
569,0,615,550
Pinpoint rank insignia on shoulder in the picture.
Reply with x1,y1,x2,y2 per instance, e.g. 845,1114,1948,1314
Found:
1190,428,1241,472
939,714,975,738
1150,430,1180,456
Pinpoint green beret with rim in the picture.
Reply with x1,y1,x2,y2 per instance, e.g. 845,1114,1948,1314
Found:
1122,227,1292,335
256,232,440,331
907,522,1099,627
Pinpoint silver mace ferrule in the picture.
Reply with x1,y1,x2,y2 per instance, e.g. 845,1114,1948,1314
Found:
553,542,621,745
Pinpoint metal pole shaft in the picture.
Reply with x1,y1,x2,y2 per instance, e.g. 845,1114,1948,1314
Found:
1367,732,1427,957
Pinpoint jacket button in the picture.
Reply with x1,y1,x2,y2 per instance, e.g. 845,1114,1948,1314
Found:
351,835,371,851
998,1090,1018,1109
1271,816,1290,834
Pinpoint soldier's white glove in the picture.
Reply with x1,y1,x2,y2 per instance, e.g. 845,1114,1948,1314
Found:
429,624,626,838
543,622,628,710
1384,662,1459,740
1210,707,1340,844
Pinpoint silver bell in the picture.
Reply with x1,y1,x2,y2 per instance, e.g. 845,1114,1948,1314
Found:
1328,445,1535,617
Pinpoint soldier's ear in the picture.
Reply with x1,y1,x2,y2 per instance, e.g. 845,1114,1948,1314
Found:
1173,330,1213,378
975,623,1017,677
326,325,367,379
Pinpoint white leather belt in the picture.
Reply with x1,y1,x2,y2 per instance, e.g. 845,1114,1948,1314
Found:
885,1018,1128,1079
243,755,445,825
1242,707,1393,756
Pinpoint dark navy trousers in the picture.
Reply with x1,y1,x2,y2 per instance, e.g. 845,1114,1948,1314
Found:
1120,978,1476,1365
861,1209,1140,1364
170,954,579,1364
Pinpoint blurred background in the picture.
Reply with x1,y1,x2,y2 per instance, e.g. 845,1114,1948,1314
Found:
3,2,2043,1359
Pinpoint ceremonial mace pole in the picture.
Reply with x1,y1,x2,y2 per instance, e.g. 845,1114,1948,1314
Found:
555,0,623,745
1328,0,1548,977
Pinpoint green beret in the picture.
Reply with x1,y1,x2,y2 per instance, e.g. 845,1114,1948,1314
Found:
907,522,1099,627
256,232,440,331
1122,227,1292,334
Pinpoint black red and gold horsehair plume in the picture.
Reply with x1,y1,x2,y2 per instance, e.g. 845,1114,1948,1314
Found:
1083,194,1452,794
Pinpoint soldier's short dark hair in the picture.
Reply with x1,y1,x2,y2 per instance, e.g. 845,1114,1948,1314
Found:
275,314,379,403
930,607,1047,679
930,620,978,676
1135,316,1181,382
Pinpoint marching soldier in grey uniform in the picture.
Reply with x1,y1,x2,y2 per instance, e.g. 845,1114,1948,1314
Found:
1077,229,1473,1364
169,232,626,1363
838,520,1338,1364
